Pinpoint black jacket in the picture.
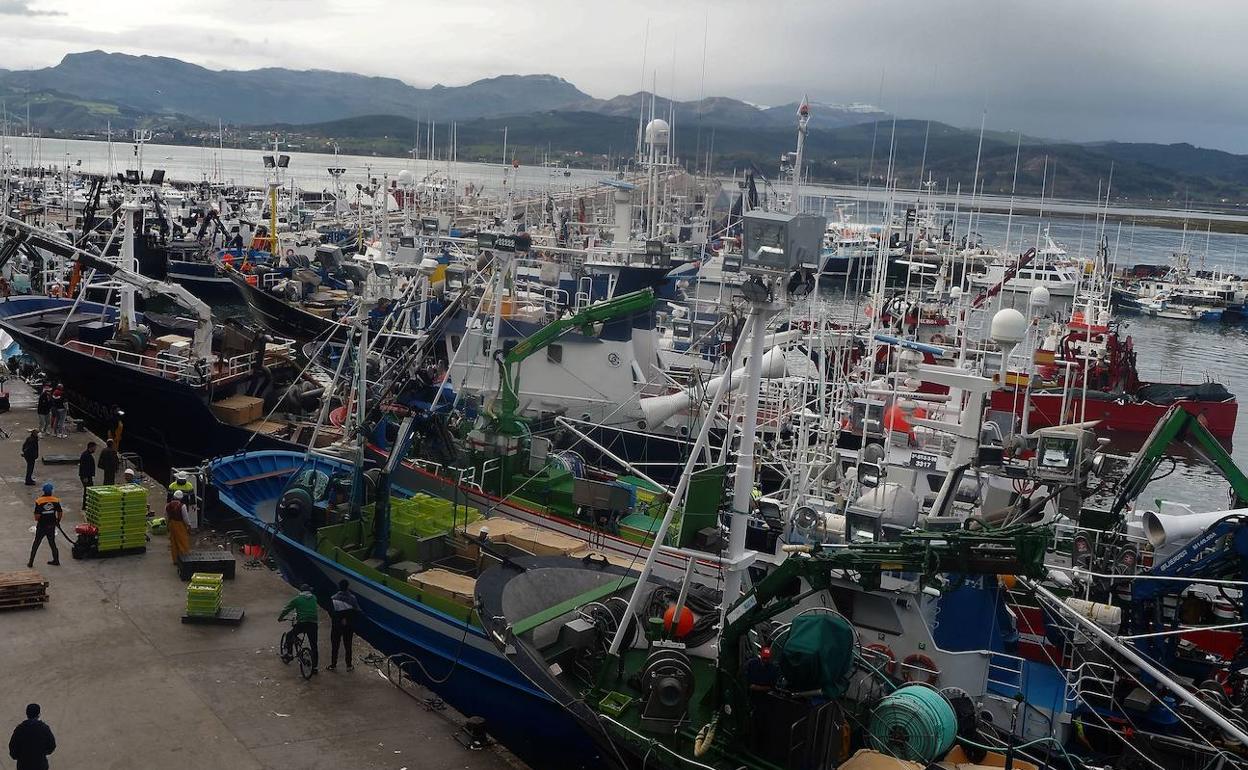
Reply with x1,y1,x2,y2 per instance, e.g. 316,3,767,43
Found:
98,448,120,473
21,435,38,461
9,717,55,770
78,451,95,479
35,393,52,416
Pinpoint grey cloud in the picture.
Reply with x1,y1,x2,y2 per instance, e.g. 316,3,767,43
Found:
0,0,63,15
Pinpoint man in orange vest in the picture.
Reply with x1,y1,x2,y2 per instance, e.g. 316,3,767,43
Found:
28,483,62,568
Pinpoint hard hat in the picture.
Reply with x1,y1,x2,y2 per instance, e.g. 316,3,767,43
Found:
174,490,184,500
124,468,135,476
759,646,773,662
41,483,53,494
176,471,189,481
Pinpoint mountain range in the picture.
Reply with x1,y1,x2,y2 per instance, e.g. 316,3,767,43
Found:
1,51,1247,204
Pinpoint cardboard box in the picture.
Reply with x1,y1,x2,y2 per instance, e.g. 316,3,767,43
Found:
155,334,192,351
210,395,264,426
245,419,287,437
406,568,476,606
504,527,587,557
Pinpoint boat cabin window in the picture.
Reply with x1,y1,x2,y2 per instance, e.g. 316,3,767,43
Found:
547,344,563,364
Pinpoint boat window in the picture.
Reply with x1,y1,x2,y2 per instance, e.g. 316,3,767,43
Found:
547,344,563,363
450,335,461,351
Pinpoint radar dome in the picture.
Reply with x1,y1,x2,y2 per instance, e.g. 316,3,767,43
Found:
1029,285,1050,308
990,308,1027,345
397,169,414,187
644,118,670,145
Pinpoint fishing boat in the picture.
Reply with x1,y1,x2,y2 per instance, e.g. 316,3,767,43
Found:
0,212,334,465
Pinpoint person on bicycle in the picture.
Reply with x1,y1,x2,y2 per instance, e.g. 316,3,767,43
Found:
278,584,319,675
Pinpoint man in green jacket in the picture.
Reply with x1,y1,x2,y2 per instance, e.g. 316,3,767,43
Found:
278,584,320,675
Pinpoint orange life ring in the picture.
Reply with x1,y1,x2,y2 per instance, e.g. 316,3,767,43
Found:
929,333,947,345
901,653,940,685
285,248,295,257
864,643,897,675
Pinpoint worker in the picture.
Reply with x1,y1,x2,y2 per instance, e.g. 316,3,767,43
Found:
21,429,39,486
7,703,56,770
278,584,320,675
744,646,781,692
167,471,197,531
166,491,191,565
35,385,52,435
123,467,136,484
98,440,120,486
27,483,61,569
49,386,66,438
328,579,360,671
77,441,96,508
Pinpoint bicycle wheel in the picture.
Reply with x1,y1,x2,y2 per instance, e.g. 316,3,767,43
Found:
278,632,293,664
295,637,314,680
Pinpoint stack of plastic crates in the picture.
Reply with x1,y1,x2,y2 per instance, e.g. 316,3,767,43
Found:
185,572,223,617
84,484,147,552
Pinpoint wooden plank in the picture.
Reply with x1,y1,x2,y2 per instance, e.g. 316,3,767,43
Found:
220,467,298,487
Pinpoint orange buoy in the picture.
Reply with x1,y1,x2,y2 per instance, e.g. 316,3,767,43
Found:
663,605,696,639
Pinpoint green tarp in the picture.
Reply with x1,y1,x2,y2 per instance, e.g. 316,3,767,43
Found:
777,613,855,697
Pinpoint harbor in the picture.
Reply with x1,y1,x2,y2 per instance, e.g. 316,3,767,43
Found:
0,378,521,770
6,11,1248,770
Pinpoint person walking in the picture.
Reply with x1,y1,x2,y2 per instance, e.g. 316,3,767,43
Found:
49,386,66,438
77,442,96,508
278,584,320,675
8,703,56,770
166,491,191,565
35,386,52,435
168,472,197,531
27,484,61,569
328,579,360,671
21,430,39,486
98,440,120,486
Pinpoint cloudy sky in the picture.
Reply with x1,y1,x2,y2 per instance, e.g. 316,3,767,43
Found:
1,0,1245,152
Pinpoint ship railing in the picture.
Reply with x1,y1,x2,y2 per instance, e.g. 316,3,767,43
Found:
70,340,198,380
986,650,1026,698
1065,660,1116,708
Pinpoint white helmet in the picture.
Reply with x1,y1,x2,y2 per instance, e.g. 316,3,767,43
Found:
174,490,184,500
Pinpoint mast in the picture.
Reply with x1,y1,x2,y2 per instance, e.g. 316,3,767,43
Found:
790,96,810,214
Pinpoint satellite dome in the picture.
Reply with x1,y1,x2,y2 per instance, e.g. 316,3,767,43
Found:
644,118,670,145
990,308,1027,345
1029,285,1050,308
397,169,414,187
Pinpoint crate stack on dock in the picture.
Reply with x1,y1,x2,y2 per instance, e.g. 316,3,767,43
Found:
84,484,148,553
185,572,223,618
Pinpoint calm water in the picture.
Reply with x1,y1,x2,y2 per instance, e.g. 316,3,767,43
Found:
3,135,608,196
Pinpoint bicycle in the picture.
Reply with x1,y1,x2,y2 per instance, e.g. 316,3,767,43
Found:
279,619,315,681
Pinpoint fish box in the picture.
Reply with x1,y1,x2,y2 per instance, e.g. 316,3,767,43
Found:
210,395,264,426
406,568,476,607
244,419,287,437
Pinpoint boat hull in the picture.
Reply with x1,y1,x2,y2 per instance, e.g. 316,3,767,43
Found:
990,388,1238,438
225,269,344,343
208,451,606,770
0,296,294,466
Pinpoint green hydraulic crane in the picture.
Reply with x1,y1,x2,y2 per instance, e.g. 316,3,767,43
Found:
487,288,657,437
1111,404,1248,519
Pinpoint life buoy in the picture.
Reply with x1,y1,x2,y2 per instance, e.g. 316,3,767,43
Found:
901,653,940,685
285,248,295,257
929,333,947,345
864,643,897,675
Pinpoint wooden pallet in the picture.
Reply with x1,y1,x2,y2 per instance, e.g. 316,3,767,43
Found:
0,570,48,611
